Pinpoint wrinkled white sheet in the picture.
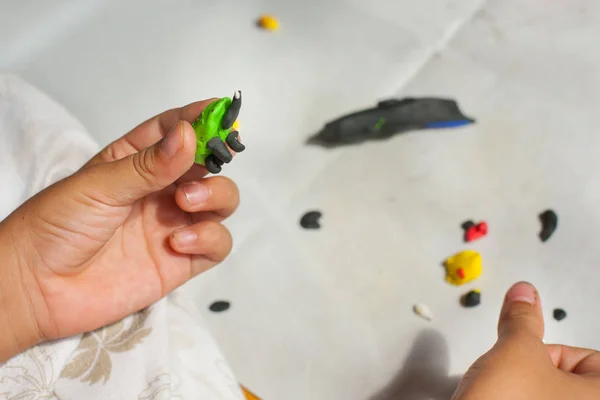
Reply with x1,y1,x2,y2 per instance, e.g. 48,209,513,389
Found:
2,0,600,399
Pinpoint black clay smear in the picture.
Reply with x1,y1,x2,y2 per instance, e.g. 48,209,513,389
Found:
209,300,231,313
307,97,475,148
539,209,558,242
300,211,322,229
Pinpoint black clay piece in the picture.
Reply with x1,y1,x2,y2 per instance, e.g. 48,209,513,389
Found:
461,220,475,231
539,209,558,242
205,155,222,174
300,211,322,229
227,130,246,152
553,308,567,321
209,300,231,313
207,137,233,163
307,97,475,148
462,290,481,308
222,90,242,129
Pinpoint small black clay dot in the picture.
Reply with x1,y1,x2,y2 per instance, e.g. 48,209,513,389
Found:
461,220,475,231
462,290,481,308
553,308,567,321
209,300,231,313
300,211,322,229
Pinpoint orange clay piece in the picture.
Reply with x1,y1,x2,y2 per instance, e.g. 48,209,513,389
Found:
444,250,482,286
242,386,261,400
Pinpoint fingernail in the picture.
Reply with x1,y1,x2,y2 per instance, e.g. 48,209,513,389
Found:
183,182,210,205
172,229,197,247
161,121,183,158
505,281,537,305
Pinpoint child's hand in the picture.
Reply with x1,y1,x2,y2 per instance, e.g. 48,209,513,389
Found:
452,282,600,400
0,99,240,361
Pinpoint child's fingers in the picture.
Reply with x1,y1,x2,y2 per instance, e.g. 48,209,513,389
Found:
176,164,209,184
169,220,233,263
175,177,240,218
546,344,600,374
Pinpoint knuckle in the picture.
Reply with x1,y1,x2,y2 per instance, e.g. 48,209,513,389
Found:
131,149,157,187
102,144,116,162
504,306,533,321
501,302,539,325
499,306,543,340
101,141,130,163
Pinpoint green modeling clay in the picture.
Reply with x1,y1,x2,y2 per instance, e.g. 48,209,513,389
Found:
192,90,244,174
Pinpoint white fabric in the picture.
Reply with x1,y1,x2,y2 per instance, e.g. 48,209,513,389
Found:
0,74,244,400
0,73,97,219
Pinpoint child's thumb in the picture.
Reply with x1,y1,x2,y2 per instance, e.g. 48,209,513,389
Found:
451,282,547,400
81,121,197,206
497,281,545,341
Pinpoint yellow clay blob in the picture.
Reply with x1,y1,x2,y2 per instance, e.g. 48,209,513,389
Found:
258,15,279,31
445,250,482,286
232,120,240,131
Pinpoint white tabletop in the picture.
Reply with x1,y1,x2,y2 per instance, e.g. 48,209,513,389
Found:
2,1,599,399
